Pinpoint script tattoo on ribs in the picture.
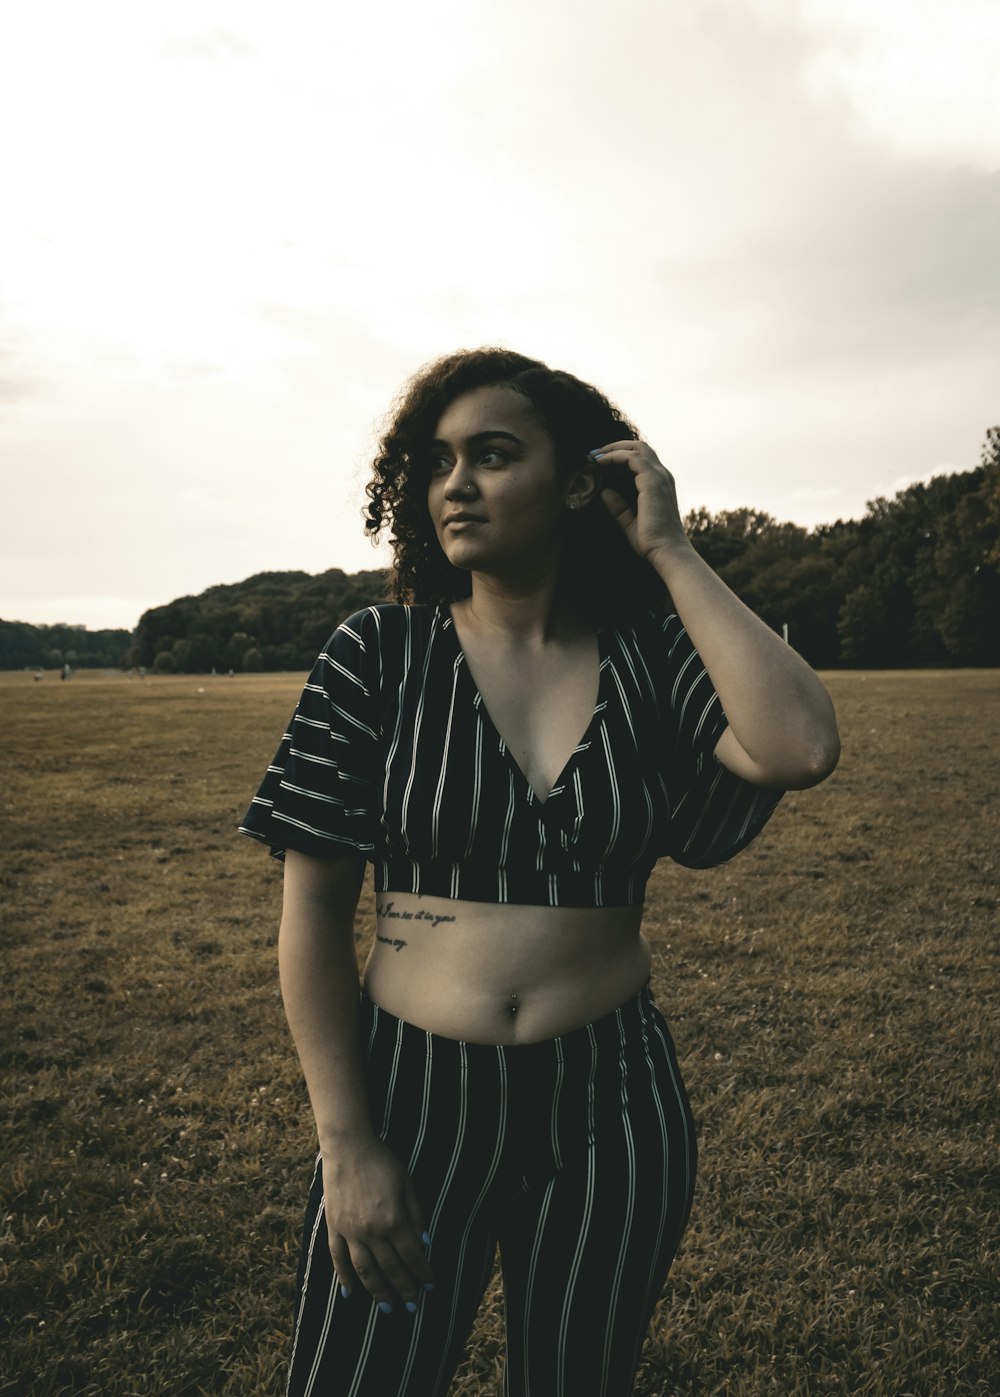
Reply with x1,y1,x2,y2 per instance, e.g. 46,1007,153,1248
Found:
376,899,457,930
375,933,407,953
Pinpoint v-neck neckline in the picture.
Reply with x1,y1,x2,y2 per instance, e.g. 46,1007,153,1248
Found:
440,602,609,810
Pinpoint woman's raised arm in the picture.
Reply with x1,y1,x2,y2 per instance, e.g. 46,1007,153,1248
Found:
595,440,841,791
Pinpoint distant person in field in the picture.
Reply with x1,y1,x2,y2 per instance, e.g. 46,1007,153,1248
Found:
240,348,840,1396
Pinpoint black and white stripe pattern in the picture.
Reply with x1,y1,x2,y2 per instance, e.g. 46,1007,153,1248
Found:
285,983,696,1397
240,603,782,905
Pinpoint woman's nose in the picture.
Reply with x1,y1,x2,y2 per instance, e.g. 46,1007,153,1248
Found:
443,466,478,500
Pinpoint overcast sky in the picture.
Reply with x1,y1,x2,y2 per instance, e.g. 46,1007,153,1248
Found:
2,0,998,630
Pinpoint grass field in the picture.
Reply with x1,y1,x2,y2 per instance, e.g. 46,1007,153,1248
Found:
1,666,997,1396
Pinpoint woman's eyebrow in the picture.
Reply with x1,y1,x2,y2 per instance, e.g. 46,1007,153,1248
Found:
429,430,527,450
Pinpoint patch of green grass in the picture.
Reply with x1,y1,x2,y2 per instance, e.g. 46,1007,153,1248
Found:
1,668,997,1394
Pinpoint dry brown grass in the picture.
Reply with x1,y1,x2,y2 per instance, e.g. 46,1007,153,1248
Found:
1,667,997,1395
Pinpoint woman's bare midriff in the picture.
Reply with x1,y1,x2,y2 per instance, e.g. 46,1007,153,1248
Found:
362,890,650,1044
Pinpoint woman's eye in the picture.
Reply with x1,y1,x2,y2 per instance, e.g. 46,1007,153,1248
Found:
429,449,505,473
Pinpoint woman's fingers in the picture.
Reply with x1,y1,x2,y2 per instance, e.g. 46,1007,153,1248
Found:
590,440,660,468
331,1235,396,1310
590,439,646,457
600,487,635,531
348,1232,431,1312
328,1234,360,1298
331,1222,433,1312
402,1176,435,1286
592,441,685,560
348,1239,400,1310
370,1231,433,1307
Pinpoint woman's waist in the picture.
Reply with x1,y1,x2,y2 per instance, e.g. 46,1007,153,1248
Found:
365,891,650,1043
359,977,663,1064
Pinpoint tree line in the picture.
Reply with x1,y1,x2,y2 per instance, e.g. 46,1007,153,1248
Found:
0,620,133,671
685,430,998,667
4,431,997,673
130,569,389,675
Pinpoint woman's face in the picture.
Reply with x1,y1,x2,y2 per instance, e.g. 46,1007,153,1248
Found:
427,384,585,583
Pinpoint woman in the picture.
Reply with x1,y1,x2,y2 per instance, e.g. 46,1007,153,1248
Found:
240,348,840,1396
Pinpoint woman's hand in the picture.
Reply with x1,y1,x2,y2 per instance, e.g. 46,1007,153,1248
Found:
590,440,688,567
322,1135,434,1313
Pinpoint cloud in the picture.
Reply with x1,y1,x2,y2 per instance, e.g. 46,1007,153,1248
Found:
796,0,1000,169
674,161,1000,377
157,28,256,62
163,359,228,385
0,353,38,404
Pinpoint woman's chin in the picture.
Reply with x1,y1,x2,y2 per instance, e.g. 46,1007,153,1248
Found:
441,541,487,570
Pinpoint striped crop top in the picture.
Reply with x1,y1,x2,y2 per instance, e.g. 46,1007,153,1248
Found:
239,602,782,907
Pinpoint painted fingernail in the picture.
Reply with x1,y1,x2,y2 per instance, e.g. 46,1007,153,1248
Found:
421,1231,432,1246
406,1300,418,1313
340,1284,351,1298
423,1282,434,1293
378,1300,393,1314
589,450,605,460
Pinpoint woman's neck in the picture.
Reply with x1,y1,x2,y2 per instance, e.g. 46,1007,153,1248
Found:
455,573,585,647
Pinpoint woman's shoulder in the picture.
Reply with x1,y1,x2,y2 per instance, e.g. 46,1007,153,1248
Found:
309,604,440,698
605,604,679,646
336,601,440,638
605,607,701,693
325,602,442,662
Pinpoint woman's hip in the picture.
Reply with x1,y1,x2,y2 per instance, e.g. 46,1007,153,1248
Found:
357,980,697,1177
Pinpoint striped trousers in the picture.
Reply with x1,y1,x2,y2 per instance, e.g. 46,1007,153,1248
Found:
286,982,697,1397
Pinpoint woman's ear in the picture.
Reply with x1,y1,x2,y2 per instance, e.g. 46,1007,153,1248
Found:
564,462,600,511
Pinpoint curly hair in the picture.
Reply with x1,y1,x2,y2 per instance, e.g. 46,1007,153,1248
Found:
363,347,668,624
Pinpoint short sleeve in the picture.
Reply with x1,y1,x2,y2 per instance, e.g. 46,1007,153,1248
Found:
655,612,783,869
238,608,382,862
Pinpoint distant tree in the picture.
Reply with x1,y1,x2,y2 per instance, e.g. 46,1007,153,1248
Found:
152,651,175,673
838,571,911,665
760,551,843,667
263,642,302,670
0,622,36,668
243,646,264,672
182,631,219,673
225,631,252,671
0,622,131,670
978,427,1000,568
939,572,1000,665
684,507,780,573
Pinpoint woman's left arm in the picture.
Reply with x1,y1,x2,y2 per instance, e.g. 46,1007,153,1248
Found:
594,440,841,791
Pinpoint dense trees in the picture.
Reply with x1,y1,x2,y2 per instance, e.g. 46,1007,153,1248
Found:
679,450,998,668
3,439,997,672
0,621,132,670
129,568,389,674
